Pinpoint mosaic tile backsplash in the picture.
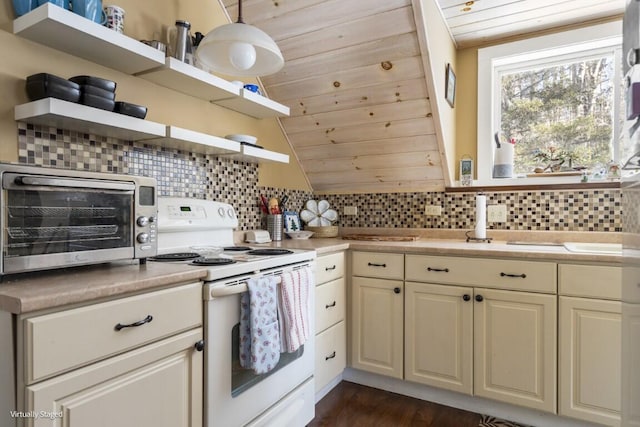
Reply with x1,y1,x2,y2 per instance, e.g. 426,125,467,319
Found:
18,123,621,233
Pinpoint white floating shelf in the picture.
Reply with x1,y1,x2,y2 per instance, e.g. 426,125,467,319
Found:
15,98,166,140
13,3,165,74
222,143,289,164
216,89,290,119
136,57,240,102
142,126,242,154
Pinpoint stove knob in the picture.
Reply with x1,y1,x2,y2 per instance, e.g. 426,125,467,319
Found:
148,216,156,223
218,207,226,218
137,216,149,227
137,233,150,244
227,208,235,218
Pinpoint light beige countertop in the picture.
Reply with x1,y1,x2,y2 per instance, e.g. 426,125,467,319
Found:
1,228,622,314
0,261,208,314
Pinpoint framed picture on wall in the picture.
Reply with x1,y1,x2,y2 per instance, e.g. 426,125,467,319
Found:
284,211,301,232
445,63,456,107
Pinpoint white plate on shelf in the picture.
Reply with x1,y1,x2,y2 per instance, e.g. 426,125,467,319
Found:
286,231,314,240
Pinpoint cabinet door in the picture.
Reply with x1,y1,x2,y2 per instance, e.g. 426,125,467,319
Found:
25,329,203,427
405,282,473,394
351,277,403,378
559,297,621,426
474,288,557,413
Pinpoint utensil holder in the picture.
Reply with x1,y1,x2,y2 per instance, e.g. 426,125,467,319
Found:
266,214,283,241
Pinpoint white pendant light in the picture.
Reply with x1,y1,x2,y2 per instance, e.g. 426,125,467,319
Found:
196,0,284,76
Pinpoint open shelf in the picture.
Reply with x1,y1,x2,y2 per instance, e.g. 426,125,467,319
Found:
13,3,165,74
136,57,240,102
216,88,290,119
15,98,166,140
221,143,289,164
142,126,241,155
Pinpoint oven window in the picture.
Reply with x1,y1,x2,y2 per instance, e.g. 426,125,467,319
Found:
4,189,132,257
231,323,303,397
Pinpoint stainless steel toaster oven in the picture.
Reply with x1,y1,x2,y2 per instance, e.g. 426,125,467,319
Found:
0,164,157,275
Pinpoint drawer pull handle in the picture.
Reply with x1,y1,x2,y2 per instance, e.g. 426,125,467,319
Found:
326,301,337,309
325,265,337,271
368,262,386,267
194,340,205,352
427,267,449,273
114,314,153,331
500,272,526,279
325,351,336,361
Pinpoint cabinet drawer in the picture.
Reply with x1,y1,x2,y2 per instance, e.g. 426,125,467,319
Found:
315,278,345,333
316,252,345,285
406,255,556,293
559,264,621,300
315,321,346,393
23,282,203,384
352,251,404,280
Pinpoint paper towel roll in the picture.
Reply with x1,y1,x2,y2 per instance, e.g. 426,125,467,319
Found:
475,194,487,239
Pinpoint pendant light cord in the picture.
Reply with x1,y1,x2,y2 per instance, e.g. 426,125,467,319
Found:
236,0,245,24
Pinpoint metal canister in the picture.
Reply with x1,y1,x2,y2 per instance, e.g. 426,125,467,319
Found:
172,20,192,63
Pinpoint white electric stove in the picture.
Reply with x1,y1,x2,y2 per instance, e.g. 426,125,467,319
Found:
153,197,317,427
152,197,315,281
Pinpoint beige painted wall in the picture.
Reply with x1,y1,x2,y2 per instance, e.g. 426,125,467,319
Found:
417,0,457,186
453,16,622,179
0,0,310,191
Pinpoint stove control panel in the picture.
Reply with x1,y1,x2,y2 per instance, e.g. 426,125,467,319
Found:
157,197,239,232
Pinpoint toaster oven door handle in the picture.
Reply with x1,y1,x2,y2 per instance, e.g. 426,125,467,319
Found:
15,176,136,191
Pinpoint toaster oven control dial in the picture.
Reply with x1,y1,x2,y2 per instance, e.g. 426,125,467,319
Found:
137,233,150,244
137,216,149,227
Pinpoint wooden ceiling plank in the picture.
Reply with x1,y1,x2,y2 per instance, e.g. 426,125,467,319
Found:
277,6,417,61
453,2,623,45
448,0,619,29
222,0,326,24
283,78,428,117
295,135,439,161
267,32,420,86
301,150,442,174
281,98,430,133
266,56,424,101
440,0,525,19
287,117,436,147
313,180,445,194
253,0,411,41
306,165,444,185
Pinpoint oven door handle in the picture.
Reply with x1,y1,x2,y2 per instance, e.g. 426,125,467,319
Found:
210,283,250,298
14,176,136,191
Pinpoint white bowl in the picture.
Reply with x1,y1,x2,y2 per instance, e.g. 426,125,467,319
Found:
225,134,258,145
286,231,314,240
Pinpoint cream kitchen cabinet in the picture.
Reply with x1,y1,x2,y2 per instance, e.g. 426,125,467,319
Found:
314,251,347,394
559,264,622,427
16,282,204,427
350,251,404,379
404,254,557,413
405,281,473,394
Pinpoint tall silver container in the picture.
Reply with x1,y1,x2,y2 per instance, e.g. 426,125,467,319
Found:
266,214,283,241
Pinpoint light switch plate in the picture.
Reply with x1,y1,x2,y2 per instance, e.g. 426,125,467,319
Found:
344,206,358,216
425,205,442,216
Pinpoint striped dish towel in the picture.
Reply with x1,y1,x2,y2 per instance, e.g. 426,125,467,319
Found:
278,267,314,353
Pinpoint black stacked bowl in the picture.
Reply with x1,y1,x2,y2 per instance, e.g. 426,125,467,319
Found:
26,73,81,103
70,75,117,112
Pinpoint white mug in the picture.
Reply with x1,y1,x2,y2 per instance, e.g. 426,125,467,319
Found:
103,5,124,33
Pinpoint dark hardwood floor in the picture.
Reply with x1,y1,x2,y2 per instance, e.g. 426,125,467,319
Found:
309,381,483,427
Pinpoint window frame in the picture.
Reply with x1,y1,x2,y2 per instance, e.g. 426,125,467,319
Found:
476,21,623,186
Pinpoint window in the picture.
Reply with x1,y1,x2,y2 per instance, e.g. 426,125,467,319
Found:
477,22,622,185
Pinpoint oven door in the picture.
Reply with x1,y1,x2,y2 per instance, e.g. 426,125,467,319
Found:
1,173,135,273
205,271,315,427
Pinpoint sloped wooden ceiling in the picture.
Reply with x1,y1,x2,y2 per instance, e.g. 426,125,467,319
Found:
221,0,444,193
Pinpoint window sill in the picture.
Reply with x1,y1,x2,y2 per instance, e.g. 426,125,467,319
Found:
445,181,620,193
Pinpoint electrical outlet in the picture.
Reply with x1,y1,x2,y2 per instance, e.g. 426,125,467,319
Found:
424,205,442,216
487,204,507,223
344,206,358,216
